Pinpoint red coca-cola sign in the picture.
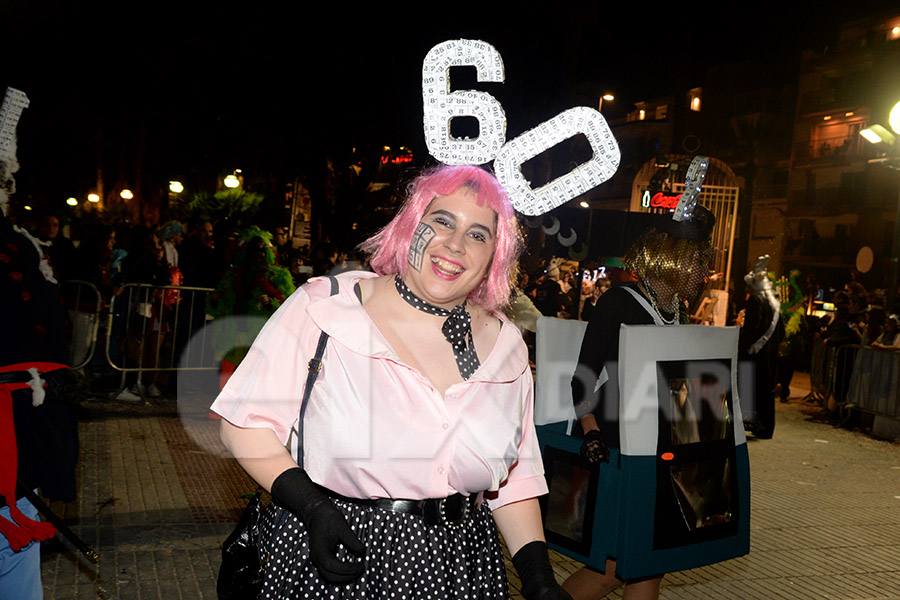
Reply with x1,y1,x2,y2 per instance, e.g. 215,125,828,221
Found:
648,191,681,210
641,189,682,211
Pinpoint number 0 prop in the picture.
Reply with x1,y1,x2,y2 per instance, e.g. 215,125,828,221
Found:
494,107,619,216
423,40,620,216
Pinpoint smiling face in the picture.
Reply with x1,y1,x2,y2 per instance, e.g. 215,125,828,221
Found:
403,187,497,309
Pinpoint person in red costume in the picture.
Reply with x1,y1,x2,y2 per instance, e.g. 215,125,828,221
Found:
1,190,79,599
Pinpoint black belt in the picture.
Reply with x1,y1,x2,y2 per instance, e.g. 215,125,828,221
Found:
0,371,34,385
321,487,480,527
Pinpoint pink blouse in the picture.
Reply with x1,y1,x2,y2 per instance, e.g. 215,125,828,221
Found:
210,271,547,509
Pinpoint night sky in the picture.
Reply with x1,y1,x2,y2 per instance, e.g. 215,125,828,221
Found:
1,1,896,207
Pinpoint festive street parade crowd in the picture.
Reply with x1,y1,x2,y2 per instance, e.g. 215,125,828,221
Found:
3,33,900,600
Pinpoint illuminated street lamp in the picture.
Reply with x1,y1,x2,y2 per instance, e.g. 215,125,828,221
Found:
860,100,900,307
890,102,900,136
860,124,895,146
223,174,240,189
169,181,184,194
598,93,614,113
120,189,134,200
87,193,100,203
66,197,78,206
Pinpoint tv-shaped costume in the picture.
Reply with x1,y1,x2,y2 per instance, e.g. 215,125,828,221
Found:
535,156,750,579
536,323,749,579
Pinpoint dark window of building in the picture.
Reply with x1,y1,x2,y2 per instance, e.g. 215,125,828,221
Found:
840,171,866,205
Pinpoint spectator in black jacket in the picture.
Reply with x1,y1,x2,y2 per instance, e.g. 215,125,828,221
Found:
179,219,221,289
117,228,170,400
531,269,562,317
35,212,76,282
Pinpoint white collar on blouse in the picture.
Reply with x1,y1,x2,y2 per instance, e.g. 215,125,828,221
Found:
305,271,528,383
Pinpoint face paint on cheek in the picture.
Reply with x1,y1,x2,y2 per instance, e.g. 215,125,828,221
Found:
407,223,436,272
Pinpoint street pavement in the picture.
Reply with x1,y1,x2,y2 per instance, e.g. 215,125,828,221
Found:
38,371,900,599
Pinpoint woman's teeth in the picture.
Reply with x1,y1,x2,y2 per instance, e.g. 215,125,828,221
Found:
432,257,464,274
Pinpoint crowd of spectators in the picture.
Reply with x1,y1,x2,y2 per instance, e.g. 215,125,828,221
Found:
815,279,899,349
518,263,612,323
779,274,900,410
16,210,369,400
17,206,900,407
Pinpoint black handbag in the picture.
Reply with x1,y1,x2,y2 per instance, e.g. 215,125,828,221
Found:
216,275,338,599
217,488,264,599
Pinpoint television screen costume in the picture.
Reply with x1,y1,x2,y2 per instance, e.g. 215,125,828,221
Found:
535,157,751,580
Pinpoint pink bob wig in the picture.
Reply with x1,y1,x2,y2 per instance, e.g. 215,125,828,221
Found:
358,164,522,312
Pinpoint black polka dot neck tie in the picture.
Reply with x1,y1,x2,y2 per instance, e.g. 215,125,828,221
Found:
394,276,480,380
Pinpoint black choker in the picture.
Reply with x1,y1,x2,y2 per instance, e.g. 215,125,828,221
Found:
394,277,480,380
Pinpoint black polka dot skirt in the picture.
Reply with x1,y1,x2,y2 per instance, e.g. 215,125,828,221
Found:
257,498,510,599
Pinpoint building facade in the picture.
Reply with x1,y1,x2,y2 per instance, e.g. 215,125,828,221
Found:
783,10,900,296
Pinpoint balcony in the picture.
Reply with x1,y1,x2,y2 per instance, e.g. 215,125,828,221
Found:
793,134,864,164
797,87,865,116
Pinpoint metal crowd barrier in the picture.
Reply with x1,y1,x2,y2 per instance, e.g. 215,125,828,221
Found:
807,335,830,404
61,280,103,370
846,346,900,422
104,283,217,398
830,344,861,421
805,337,859,420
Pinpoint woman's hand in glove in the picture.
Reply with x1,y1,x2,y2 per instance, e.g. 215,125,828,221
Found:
271,468,366,583
301,497,367,583
580,429,610,464
512,541,573,600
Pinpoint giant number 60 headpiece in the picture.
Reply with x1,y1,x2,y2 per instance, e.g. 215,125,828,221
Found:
0,87,30,209
422,40,621,217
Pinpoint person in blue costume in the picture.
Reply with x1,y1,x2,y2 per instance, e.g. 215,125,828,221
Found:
563,206,715,600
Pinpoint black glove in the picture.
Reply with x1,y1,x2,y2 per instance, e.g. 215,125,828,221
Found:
512,541,573,600
580,429,610,464
271,468,366,583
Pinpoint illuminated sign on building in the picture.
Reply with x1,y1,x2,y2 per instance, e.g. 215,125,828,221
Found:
640,189,681,211
381,153,414,165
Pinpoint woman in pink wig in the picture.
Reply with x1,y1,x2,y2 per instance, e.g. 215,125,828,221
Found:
212,164,569,599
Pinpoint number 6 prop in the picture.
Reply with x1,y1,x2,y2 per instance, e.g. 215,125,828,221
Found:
422,39,507,166
423,40,621,216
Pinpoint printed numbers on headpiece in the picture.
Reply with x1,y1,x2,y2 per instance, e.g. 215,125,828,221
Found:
422,41,621,216
672,155,709,222
494,107,619,216
0,88,31,161
422,40,507,166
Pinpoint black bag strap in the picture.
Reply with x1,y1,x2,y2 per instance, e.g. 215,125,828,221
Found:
295,275,339,467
